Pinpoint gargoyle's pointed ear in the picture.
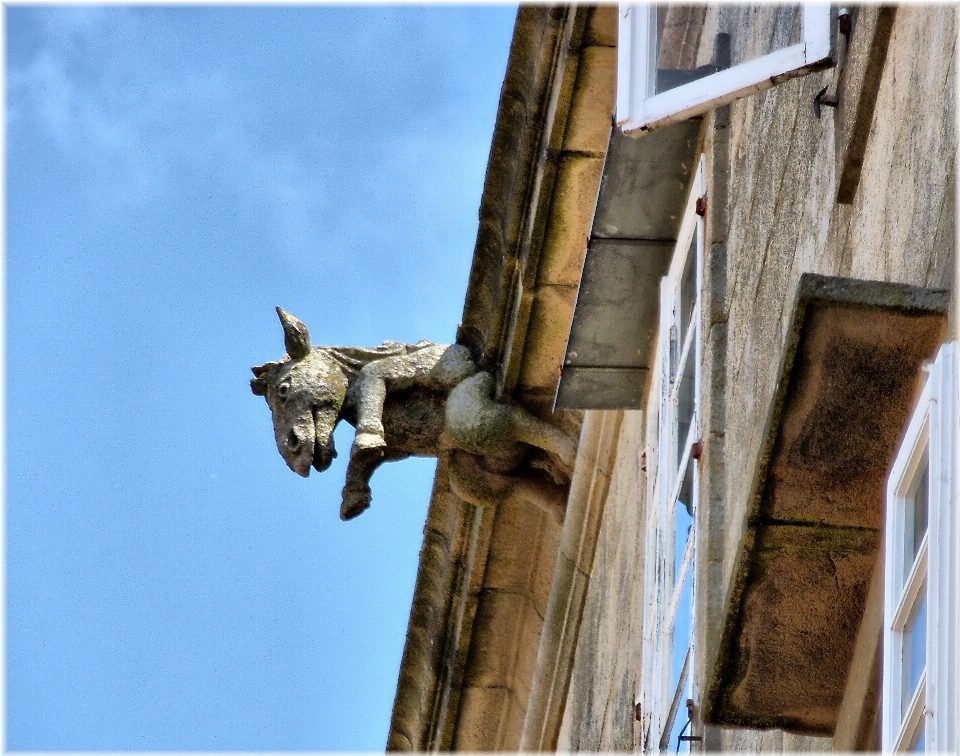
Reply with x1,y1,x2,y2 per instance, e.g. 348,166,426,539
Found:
250,377,268,396
276,306,311,360
251,361,279,378
250,361,280,396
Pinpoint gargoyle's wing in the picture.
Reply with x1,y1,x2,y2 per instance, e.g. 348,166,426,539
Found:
326,342,431,378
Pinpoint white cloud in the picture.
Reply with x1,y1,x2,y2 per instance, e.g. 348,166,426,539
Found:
7,6,506,294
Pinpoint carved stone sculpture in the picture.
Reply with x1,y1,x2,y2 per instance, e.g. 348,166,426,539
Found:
252,307,577,520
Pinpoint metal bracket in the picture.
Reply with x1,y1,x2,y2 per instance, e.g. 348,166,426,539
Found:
675,699,703,751
838,7,852,36
814,8,850,120
814,86,839,119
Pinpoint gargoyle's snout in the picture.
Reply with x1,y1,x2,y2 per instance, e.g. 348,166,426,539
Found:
313,437,337,473
309,404,339,474
279,425,315,478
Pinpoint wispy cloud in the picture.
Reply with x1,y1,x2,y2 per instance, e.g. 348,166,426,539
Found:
8,5,513,325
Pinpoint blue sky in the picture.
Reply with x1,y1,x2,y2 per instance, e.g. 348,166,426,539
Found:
6,5,516,749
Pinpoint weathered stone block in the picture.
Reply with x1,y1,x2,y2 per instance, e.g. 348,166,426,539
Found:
501,689,527,750
563,46,616,155
584,5,617,48
547,47,582,159
453,685,512,750
538,156,604,287
483,496,548,598
529,514,563,616
558,417,644,750
720,525,880,733
462,589,544,701
518,284,578,391
707,276,949,733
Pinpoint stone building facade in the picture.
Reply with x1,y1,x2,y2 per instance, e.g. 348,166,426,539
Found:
386,4,957,752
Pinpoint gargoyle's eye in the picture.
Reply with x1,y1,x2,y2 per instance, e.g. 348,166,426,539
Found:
278,383,290,400
286,429,300,451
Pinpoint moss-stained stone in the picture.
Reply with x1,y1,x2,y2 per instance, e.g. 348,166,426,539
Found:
583,5,617,48
462,589,545,701
538,155,605,287
707,276,948,733
518,284,578,391
562,46,616,155
458,6,573,367
722,525,879,733
763,302,947,528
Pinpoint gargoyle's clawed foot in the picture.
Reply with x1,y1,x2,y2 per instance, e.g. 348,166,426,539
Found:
340,483,372,521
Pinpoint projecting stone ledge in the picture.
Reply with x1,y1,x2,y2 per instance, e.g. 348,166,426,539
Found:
705,273,948,734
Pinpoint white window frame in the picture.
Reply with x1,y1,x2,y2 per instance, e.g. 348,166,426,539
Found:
883,342,957,752
617,3,834,133
639,156,705,752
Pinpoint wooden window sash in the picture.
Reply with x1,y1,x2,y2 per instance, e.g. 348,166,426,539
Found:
883,344,958,752
617,3,834,133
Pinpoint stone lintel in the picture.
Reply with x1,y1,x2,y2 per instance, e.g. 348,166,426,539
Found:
704,273,948,734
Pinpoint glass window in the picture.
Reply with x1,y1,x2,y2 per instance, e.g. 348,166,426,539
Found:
908,721,926,753
902,587,926,718
905,455,928,574
675,352,695,463
641,156,704,752
665,654,692,751
883,343,957,752
678,233,697,351
652,5,802,96
618,3,834,133
671,572,692,687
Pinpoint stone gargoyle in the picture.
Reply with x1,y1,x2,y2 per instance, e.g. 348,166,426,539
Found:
251,307,577,521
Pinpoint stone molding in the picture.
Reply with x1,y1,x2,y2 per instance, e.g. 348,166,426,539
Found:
518,409,624,750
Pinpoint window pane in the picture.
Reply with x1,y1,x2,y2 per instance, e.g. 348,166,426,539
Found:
907,718,926,752
678,233,697,348
653,5,716,94
667,571,693,754
671,568,692,687
666,665,692,752
676,350,695,462
902,587,927,720
674,457,694,581
905,453,929,577
652,4,802,96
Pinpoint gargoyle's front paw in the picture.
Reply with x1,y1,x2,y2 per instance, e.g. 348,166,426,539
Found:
353,431,387,451
350,440,386,469
340,483,372,521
